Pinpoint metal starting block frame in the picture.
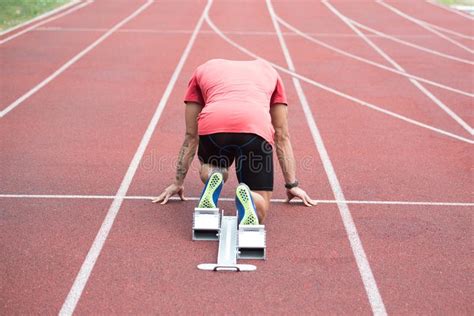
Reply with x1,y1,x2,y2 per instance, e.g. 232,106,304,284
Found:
192,208,220,241
238,224,266,260
194,208,266,272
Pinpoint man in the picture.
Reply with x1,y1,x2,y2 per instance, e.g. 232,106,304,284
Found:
153,59,316,224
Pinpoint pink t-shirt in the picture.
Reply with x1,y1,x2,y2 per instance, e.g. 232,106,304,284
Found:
184,59,287,145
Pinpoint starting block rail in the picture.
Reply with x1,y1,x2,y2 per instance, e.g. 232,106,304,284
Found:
193,208,266,272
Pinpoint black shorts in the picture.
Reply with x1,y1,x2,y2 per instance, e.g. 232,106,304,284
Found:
198,133,273,191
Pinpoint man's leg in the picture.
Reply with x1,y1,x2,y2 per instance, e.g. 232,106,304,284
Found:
251,190,271,224
196,133,235,208
196,163,227,209
201,162,273,223
199,163,229,183
233,134,274,225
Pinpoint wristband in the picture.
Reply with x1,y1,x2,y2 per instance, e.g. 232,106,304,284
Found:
285,180,299,189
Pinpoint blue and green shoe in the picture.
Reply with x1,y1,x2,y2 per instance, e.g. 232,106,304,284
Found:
197,172,223,208
235,183,259,225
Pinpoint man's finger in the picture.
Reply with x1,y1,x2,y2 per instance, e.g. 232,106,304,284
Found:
302,193,314,207
302,194,312,207
303,191,318,206
152,193,165,203
161,194,171,205
308,197,318,206
152,195,164,203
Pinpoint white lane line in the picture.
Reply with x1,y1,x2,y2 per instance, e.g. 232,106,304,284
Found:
347,18,473,65
0,0,93,45
324,1,473,135
205,16,474,144
382,2,474,40
267,1,386,314
1,194,473,207
416,20,474,40
33,26,445,38
378,0,474,54
275,15,473,97
0,0,150,118
426,0,474,20
58,1,212,315
0,0,82,36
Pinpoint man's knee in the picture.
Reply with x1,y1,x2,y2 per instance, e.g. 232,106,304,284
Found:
199,164,229,183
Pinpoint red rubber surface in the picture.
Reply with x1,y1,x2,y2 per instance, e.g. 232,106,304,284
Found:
386,0,474,50
274,0,473,131
0,0,144,109
1,0,472,314
351,204,473,314
0,2,199,194
328,1,474,56
75,201,371,314
0,198,110,314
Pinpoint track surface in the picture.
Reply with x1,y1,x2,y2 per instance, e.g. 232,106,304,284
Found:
1,0,472,314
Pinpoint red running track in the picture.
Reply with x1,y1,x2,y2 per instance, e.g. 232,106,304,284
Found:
0,0,472,314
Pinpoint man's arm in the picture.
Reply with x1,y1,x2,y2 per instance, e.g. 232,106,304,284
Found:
175,102,201,185
270,104,316,206
152,102,202,204
271,104,297,184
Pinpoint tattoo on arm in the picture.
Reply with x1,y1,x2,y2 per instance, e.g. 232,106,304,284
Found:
175,138,196,184
175,140,188,182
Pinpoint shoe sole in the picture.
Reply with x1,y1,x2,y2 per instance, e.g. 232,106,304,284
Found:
236,184,259,225
198,173,223,208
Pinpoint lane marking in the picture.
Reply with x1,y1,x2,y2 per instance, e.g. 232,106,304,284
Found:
415,20,474,40
266,1,386,314
0,0,82,36
347,18,473,65
0,0,93,45
0,194,472,207
426,0,474,20
378,0,474,54
275,15,473,97
205,16,474,144
33,26,447,38
324,1,473,135
0,0,150,118
58,1,213,315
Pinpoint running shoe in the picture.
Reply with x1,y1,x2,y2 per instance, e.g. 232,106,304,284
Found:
197,172,223,208
235,183,259,225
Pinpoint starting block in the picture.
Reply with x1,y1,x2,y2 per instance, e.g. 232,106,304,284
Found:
192,208,220,241
195,208,266,272
238,224,266,260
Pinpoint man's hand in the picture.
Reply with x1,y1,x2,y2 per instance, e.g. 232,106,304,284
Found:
286,187,317,206
152,184,186,205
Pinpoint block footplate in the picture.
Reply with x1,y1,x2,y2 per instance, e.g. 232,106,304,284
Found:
237,224,266,260
192,208,220,241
